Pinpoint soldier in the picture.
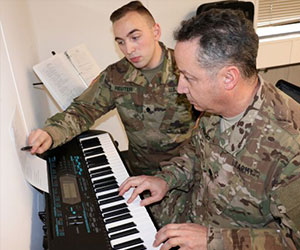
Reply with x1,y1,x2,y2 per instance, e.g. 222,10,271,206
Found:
28,1,195,227
29,1,195,174
119,8,300,249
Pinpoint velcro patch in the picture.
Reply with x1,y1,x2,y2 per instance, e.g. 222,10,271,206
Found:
111,85,137,93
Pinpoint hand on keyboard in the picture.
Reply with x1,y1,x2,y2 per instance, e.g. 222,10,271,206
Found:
153,223,208,250
119,175,168,206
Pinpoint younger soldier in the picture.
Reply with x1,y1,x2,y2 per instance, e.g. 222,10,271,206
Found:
28,1,195,227
29,1,194,175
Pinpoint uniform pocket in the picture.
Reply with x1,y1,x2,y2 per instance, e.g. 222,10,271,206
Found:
207,174,241,215
159,93,193,134
207,171,268,226
115,93,144,132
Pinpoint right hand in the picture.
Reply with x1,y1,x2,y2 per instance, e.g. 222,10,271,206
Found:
153,223,208,250
28,129,53,154
119,175,168,206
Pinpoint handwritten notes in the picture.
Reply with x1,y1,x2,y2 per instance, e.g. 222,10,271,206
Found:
33,44,101,110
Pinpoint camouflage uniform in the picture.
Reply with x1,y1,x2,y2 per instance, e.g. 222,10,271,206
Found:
156,76,300,249
43,42,194,175
43,43,195,227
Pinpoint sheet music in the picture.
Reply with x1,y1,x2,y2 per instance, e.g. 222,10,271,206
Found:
10,105,49,193
65,44,101,85
33,53,88,110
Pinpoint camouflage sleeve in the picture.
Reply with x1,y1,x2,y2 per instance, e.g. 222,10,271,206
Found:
43,71,114,148
155,137,197,192
206,227,291,249
269,153,300,248
207,154,300,250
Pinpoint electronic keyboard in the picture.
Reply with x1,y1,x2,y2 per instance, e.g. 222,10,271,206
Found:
41,130,158,250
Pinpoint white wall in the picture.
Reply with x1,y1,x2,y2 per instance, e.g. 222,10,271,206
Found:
0,1,46,250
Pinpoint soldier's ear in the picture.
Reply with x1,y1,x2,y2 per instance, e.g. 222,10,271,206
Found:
221,66,239,91
153,23,161,41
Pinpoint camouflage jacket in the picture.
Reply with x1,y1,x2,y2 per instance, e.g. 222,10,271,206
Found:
43,43,194,175
156,76,300,249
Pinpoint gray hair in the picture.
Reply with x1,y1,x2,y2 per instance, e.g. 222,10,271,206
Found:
174,8,258,78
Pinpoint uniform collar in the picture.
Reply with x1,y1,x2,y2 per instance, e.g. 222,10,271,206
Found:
201,75,265,156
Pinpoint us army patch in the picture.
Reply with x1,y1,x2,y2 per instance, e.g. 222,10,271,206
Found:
111,85,138,93
232,159,260,178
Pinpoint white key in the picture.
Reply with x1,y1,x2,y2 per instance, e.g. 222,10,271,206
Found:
80,133,159,249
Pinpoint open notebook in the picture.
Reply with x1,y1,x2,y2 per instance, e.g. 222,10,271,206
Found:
33,44,101,110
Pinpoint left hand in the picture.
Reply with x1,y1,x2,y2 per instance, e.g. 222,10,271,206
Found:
153,223,208,250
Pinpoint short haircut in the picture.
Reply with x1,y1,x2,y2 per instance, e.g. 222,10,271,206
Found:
174,8,258,78
110,1,155,25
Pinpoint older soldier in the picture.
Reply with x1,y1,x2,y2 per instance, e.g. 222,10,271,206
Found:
119,8,300,249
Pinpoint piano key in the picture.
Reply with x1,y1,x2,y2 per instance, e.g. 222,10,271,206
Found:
100,199,126,211
80,137,101,148
106,213,156,239
86,155,109,167
95,186,118,195
92,173,117,183
99,196,124,206
79,133,159,249
90,169,113,179
96,191,119,200
124,244,146,250
107,222,136,234
104,213,132,224
101,203,128,214
105,218,136,231
94,181,118,191
109,228,139,240
92,176,116,186
111,236,143,249
83,146,104,157
89,166,111,174
94,183,119,193
103,207,130,219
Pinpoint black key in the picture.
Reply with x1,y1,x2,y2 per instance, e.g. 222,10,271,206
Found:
102,203,128,214
89,166,111,174
99,196,124,205
103,208,130,219
97,191,119,200
113,238,144,250
83,147,104,157
81,138,100,148
107,222,136,233
123,244,146,250
87,155,109,167
93,176,116,187
94,180,118,190
105,213,132,224
110,228,139,240
90,169,113,179
94,183,119,193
